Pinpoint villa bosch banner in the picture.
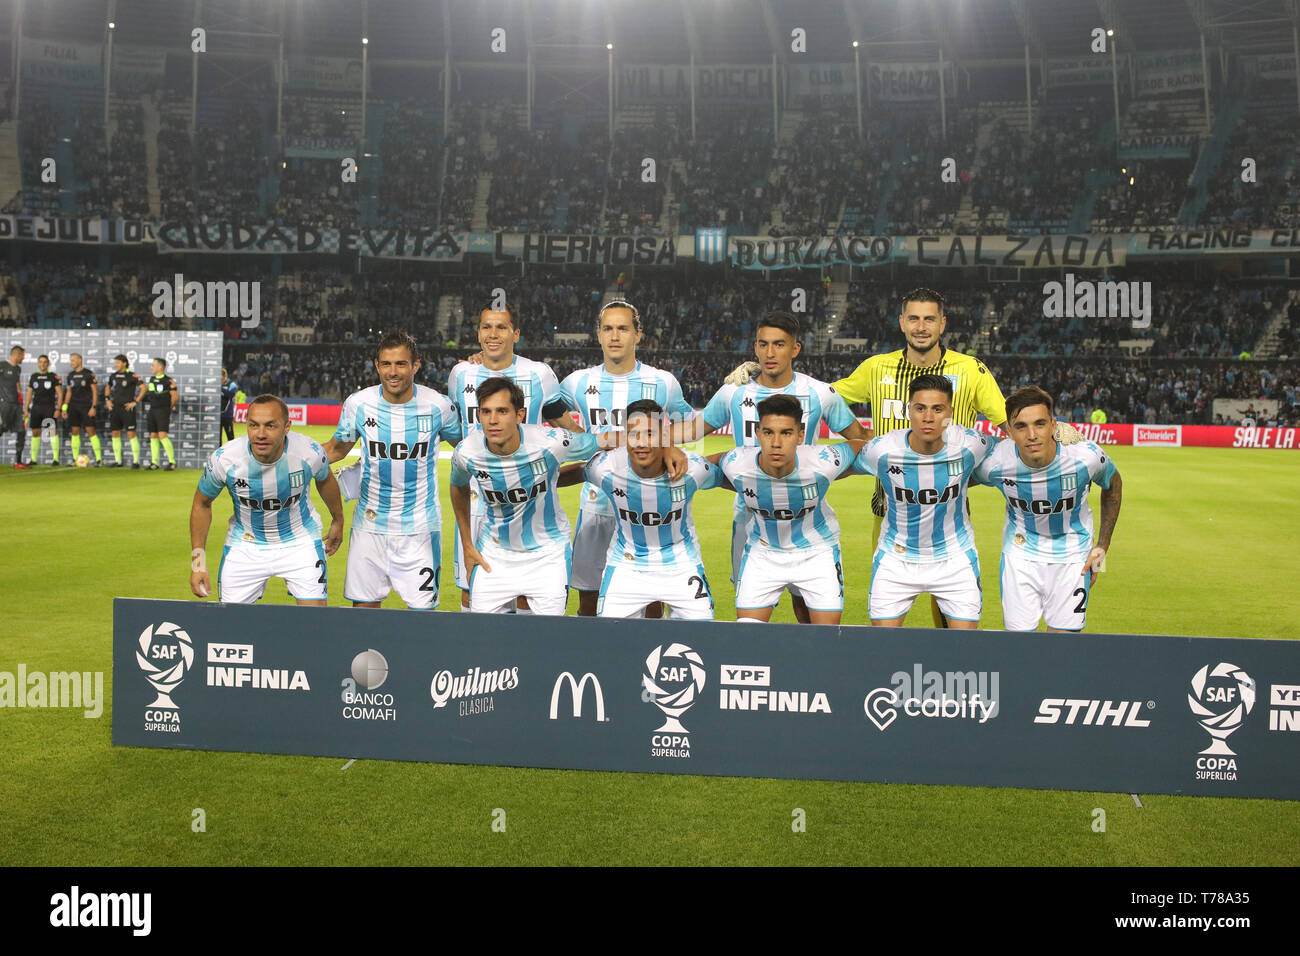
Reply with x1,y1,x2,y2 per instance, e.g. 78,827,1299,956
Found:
114,598,1300,798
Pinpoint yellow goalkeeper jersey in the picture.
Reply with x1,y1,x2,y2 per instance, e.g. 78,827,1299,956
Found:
831,347,1006,436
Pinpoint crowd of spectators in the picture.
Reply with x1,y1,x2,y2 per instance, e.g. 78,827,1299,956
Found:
157,94,266,223
1093,158,1194,231
439,102,481,233
1200,109,1300,231
603,123,671,235
376,101,442,228
674,108,773,233
885,111,974,235
107,100,151,219
484,107,562,232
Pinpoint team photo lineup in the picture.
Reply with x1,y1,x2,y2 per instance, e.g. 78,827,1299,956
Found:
5,0,1300,893
167,290,1122,632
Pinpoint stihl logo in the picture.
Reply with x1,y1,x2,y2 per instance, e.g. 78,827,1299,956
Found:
1034,698,1152,727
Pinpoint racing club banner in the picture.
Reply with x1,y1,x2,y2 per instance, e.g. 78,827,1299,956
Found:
114,598,1300,799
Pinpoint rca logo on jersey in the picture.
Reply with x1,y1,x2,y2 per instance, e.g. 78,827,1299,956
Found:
341,649,396,721
367,439,430,460
482,480,547,504
719,664,831,714
1188,662,1255,782
1006,494,1075,516
1268,684,1300,732
430,664,520,717
893,484,960,505
205,642,310,691
1034,698,1153,727
643,643,705,759
549,671,607,721
135,621,194,733
863,663,1000,731
1135,425,1182,447
617,505,683,527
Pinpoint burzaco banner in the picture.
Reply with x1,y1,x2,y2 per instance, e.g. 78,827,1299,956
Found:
114,599,1300,799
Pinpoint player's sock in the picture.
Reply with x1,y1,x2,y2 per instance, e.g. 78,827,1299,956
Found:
112,436,122,461
161,436,175,463
50,436,60,462
30,436,39,462
514,607,534,615
71,435,81,458
89,434,102,461
129,436,140,462
150,438,159,464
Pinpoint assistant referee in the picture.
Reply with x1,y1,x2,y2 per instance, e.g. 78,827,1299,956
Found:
832,287,1007,627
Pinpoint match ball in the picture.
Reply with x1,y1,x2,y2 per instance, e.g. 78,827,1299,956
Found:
75,454,91,468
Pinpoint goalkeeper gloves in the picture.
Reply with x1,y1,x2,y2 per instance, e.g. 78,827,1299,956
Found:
1053,421,1084,445
724,361,759,386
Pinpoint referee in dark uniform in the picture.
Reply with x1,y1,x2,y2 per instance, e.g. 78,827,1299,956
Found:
0,344,25,468
26,354,62,465
141,356,179,470
63,352,103,466
105,353,143,467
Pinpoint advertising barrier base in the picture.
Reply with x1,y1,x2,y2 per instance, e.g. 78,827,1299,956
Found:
113,599,1300,799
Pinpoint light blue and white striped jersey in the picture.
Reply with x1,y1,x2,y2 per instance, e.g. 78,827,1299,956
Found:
854,424,995,562
559,361,694,517
720,442,853,552
198,431,330,547
702,372,858,446
450,425,600,552
974,439,1116,562
447,355,561,429
333,384,463,535
585,449,723,571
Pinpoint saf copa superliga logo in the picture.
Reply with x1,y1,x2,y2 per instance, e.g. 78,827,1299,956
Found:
1188,662,1255,758
135,621,194,732
643,643,705,760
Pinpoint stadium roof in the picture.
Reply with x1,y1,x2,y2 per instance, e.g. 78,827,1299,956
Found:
10,0,1300,64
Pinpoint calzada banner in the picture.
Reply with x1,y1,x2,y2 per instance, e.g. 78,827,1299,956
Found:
113,599,1300,799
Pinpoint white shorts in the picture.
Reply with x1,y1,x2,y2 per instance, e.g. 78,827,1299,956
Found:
598,561,714,620
570,506,616,591
471,539,570,615
219,539,327,604
869,548,982,623
1000,551,1092,631
344,528,441,609
736,544,844,613
453,506,487,591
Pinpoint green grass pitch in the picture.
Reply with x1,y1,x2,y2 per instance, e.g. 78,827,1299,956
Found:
1,431,1297,865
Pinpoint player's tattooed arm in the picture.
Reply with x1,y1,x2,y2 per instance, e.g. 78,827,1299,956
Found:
1085,472,1122,584
189,489,216,598
450,482,491,575
555,461,587,487
320,437,357,463
315,469,345,556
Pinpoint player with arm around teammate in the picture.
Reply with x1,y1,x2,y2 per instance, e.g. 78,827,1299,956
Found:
320,331,463,610
189,394,344,605
449,377,601,616
583,399,726,620
557,300,694,617
852,374,997,628
716,395,864,626
973,386,1122,632
686,311,866,624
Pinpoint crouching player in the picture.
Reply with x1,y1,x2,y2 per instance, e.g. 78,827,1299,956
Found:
974,386,1122,631
717,395,863,625
450,378,601,615
189,394,344,604
853,374,996,628
582,400,724,619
